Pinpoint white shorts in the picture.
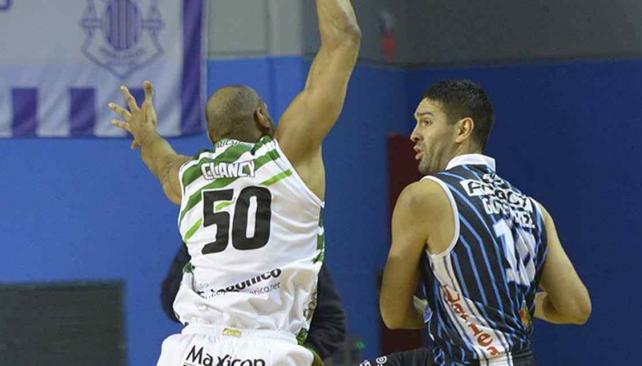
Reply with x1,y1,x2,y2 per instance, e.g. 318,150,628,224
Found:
156,323,314,366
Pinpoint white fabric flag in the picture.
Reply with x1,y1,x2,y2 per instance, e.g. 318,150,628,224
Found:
0,0,205,137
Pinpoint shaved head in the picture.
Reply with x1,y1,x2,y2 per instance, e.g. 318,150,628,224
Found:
205,85,274,143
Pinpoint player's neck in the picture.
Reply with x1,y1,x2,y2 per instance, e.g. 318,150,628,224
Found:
449,145,483,163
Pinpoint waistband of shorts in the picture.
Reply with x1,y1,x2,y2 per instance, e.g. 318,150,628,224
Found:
474,349,534,366
182,323,297,344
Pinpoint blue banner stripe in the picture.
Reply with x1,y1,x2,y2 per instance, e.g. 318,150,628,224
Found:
70,88,96,136
181,0,204,134
11,88,38,136
129,87,145,107
3,1,204,139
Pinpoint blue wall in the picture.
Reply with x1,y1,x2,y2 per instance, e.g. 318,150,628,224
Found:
1,56,639,365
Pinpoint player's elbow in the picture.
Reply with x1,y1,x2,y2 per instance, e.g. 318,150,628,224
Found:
381,313,404,330
380,302,405,330
568,297,592,325
162,181,181,205
344,23,361,43
557,293,592,325
325,23,361,50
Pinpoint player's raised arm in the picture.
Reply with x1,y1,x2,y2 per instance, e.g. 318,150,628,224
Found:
534,204,592,324
109,81,190,205
275,0,360,165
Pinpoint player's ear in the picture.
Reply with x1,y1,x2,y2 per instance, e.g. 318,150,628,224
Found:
254,104,273,134
454,117,474,144
207,128,217,144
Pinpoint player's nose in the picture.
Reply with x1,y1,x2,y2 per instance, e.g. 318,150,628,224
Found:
410,127,420,142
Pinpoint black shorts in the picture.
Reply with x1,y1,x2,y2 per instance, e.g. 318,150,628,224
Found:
359,348,432,366
359,348,536,366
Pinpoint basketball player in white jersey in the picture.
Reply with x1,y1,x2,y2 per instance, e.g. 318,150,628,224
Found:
108,1,360,365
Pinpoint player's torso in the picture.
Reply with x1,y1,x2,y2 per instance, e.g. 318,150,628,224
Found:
421,155,547,365
174,137,324,335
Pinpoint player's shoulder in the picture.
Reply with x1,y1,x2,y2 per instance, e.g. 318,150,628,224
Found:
530,197,553,225
398,179,450,213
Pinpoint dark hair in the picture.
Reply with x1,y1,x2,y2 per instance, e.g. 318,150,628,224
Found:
423,80,494,150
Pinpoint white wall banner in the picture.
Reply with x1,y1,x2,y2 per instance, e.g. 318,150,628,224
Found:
0,0,205,137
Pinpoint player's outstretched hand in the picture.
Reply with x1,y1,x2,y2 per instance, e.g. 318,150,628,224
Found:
109,80,158,149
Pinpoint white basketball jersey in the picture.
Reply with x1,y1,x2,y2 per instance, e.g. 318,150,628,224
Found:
173,136,324,343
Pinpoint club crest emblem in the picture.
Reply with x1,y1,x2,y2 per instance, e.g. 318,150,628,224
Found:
80,0,164,78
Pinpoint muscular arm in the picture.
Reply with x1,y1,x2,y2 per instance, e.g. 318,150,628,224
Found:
275,0,360,198
534,204,592,325
380,183,432,330
110,82,189,205
138,133,190,205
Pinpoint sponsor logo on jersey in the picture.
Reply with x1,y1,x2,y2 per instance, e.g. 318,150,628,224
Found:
185,346,266,366
201,160,256,180
376,356,388,365
460,173,535,229
519,301,533,329
198,268,282,298
442,286,500,357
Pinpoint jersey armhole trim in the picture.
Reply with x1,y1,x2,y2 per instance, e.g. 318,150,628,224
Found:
177,158,199,227
530,198,548,259
422,176,460,259
272,140,325,208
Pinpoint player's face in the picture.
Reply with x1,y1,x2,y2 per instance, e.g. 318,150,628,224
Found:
411,99,458,175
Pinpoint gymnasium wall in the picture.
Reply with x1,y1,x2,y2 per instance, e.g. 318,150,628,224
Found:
302,0,642,65
2,55,640,365
2,0,641,364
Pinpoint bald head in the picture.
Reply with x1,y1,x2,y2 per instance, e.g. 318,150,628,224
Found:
205,85,274,143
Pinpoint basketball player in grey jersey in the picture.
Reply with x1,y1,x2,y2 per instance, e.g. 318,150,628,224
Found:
109,1,360,365
370,80,591,366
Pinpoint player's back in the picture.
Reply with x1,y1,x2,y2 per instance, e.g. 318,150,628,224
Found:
173,136,324,340
421,154,547,365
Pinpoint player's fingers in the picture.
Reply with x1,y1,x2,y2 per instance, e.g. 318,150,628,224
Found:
111,119,130,132
108,103,131,120
130,140,140,150
119,85,139,112
143,80,154,105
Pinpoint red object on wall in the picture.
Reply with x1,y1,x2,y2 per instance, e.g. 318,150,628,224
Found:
380,134,423,354
381,33,396,63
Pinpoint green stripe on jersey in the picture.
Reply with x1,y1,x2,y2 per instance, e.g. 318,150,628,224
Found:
316,234,325,250
181,143,253,188
296,328,309,345
179,148,281,225
260,169,292,186
184,218,203,242
215,201,234,211
318,207,324,228
313,250,325,263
